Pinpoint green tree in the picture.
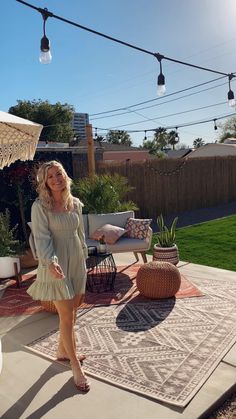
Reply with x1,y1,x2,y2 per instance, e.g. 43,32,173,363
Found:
142,139,160,155
193,138,205,148
9,99,75,143
106,130,132,146
168,130,180,150
96,135,106,142
153,127,169,150
219,116,236,142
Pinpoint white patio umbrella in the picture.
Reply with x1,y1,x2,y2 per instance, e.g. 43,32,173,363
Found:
0,111,43,169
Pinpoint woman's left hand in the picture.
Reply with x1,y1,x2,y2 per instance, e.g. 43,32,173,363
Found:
49,261,64,279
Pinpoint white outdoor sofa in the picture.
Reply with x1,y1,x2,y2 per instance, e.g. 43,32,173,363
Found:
83,210,152,263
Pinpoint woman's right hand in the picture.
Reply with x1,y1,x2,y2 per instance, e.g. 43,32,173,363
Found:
49,261,64,279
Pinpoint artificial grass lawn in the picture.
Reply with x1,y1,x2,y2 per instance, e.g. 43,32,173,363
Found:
149,214,236,272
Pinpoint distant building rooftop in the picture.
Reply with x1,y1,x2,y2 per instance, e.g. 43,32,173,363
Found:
165,149,192,158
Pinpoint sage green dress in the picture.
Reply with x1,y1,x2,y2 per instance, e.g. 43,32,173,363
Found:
27,198,88,301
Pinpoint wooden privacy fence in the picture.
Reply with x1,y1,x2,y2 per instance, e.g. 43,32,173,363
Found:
96,156,236,218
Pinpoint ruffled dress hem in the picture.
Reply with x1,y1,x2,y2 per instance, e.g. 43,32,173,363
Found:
27,277,76,301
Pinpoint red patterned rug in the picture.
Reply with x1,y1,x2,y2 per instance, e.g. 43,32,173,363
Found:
0,265,203,316
81,264,203,309
0,274,43,317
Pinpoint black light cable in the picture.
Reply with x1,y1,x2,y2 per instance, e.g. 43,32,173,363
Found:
90,75,229,117
16,0,235,97
94,112,236,133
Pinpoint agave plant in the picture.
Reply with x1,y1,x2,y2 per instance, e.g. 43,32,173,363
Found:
156,214,178,248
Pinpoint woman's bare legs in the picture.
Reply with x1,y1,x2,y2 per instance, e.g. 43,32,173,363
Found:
56,294,85,361
53,297,89,391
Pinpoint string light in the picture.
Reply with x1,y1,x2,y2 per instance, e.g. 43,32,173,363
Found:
144,130,147,140
213,119,218,130
39,8,52,64
227,74,235,107
16,0,236,106
94,112,236,134
155,54,166,96
95,127,98,138
175,127,179,141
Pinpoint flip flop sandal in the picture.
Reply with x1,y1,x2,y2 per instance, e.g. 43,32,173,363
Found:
57,354,86,363
75,380,90,392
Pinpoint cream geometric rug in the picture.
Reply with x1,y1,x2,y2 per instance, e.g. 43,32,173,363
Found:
26,274,236,407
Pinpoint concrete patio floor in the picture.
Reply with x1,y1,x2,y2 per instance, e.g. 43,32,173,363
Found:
0,252,235,419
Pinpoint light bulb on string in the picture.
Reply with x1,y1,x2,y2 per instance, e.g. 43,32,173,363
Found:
144,130,147,140
227,74,236,107
213,119,218,130
175,127,179,141
155,53,166,96
39,8,52,64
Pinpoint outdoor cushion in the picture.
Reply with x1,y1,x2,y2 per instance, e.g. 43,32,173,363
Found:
125,218,152,240
91,223,127,244
86,236,149,252
88,211,134,236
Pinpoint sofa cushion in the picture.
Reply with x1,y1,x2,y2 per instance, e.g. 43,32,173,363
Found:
91,224,127,244
88,211,134,236
86,236,149,252
125,218,152,240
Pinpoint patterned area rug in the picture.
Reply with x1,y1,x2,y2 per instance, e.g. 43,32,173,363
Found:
0,265,201,317
81,264,203,308
26,274,236,407
0,275,43,316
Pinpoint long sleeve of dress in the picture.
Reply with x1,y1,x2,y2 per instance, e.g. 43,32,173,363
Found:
31,200,58,265
75,198,88,260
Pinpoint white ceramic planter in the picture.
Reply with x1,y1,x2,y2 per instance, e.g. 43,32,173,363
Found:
153,244,179,265
0,256,20,279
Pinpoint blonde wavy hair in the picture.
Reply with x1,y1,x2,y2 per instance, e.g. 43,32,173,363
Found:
36,161,74,211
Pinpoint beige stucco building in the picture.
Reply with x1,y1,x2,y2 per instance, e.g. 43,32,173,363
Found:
188,142,236,158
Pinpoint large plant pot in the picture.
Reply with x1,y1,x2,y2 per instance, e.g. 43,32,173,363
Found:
0,256,20,279
20,247,38,269
153,244,179,265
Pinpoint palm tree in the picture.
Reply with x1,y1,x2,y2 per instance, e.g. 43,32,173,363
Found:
193,138,205,149
168,130,180,150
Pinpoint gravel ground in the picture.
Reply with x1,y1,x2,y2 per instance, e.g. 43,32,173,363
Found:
209,391,236,418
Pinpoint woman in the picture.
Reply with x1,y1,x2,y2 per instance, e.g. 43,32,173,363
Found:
27,160,89,392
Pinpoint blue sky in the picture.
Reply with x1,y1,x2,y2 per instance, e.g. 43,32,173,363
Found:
1,0,236,147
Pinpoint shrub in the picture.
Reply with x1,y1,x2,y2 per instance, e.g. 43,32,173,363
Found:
72,174,138,214
0,209,20,257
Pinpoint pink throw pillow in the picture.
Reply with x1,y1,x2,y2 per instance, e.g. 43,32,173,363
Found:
125,218,152,240
91,224,127,245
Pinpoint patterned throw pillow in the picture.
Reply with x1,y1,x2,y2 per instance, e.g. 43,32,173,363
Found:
125,218,152,240
91,224,127,244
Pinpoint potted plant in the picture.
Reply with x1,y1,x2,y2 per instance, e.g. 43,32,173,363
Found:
153,214,179,265
0,209,21,278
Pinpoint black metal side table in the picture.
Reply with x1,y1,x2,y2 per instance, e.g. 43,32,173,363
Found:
86,252,117,293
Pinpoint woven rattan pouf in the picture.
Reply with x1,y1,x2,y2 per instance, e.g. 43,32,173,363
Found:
40,300,58,313
136,261,181,299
